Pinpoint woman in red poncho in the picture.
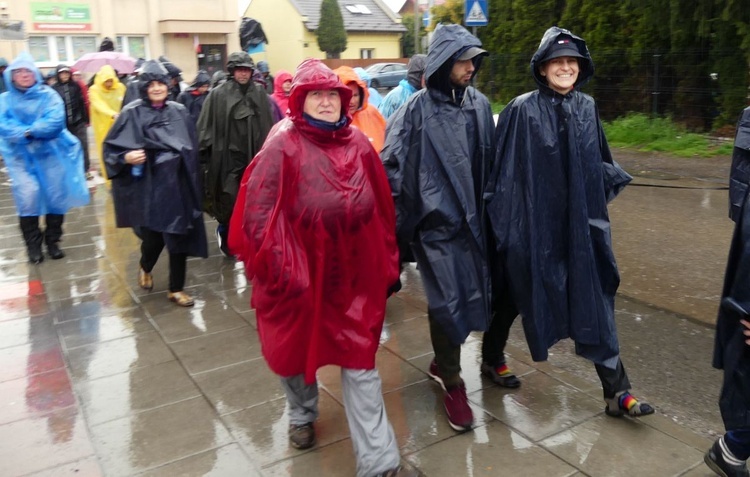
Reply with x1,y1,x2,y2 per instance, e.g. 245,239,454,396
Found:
228,59,405,477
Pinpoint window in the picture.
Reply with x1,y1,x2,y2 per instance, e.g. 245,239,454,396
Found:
360,48,374,59
55,36,66,60
71,36,96,60
27,35,97,63
117,36,148,59
345,4,372,14
29,36,50,62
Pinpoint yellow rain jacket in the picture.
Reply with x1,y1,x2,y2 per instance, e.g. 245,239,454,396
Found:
89,65,125,180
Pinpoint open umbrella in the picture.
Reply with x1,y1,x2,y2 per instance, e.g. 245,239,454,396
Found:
72,51,136,74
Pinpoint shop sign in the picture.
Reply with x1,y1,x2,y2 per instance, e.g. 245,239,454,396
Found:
31,2,91,31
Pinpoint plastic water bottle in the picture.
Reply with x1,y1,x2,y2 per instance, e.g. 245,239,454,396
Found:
132,164,144,178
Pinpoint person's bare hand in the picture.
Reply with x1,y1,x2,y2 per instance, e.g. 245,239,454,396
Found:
741,319,750,345
124,149,146,165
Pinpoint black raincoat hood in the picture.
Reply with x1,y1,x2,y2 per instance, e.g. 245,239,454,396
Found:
189,70,211,89
226,52,254,76
158,56,182,80
531,26,594,95
425,24,486,95
406,54,427,90
137,60,169,102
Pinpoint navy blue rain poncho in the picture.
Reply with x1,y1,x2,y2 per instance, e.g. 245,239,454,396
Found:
0,52,89,216
103,60,208,258
487,27,632,368
381,24,495,345
713,107,750,430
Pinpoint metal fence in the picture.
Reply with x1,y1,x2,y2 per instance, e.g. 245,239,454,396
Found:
475,48,749,131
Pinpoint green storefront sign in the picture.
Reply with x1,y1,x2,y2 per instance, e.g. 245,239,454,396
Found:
31,2,90,23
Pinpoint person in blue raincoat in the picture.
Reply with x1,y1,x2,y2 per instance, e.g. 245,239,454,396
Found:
378,54,426,120
353,67,382,108
382,24,511,433
0,52,89,264
704,107,750,477
104,60,208,307
486,27,654,418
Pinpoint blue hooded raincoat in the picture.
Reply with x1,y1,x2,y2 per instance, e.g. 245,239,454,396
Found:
0,53,89,216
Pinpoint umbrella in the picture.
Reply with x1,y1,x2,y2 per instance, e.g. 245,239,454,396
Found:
72,51,136,74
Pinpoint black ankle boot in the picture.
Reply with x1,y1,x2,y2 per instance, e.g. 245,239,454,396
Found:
45,214,65,259
20,216,44,264
47,242,65,259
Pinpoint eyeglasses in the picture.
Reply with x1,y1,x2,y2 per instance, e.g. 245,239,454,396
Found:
12,68,33,75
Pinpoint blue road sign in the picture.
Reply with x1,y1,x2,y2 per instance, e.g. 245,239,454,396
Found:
423,11,429,27
465,0,488,27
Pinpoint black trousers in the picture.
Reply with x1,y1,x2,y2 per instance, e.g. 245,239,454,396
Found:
428,313,463,387
481,286,632,399
69,122,90,173
139,227,187,292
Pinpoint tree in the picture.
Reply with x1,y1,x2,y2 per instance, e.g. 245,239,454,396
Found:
430,0,464,28
316,0,347,59
401,12,427,57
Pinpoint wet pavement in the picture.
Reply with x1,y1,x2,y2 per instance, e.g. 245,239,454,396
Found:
0,149,736,476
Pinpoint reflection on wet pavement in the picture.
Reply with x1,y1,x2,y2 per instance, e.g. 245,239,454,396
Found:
0,165,725,476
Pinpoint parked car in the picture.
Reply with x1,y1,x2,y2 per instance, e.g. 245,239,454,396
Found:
364,62,408,88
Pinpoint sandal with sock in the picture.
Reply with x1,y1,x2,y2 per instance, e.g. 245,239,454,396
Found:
480,362,521,388
604,391,655,417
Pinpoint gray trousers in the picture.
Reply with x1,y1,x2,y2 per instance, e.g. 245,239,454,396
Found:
280,368,400,477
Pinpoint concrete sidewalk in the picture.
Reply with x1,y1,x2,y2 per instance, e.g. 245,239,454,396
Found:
0,173,719,476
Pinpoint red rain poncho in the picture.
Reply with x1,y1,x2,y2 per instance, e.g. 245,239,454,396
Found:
271,70,292,116
229,59,399,383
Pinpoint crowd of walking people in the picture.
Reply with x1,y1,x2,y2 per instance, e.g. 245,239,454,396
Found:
1,23,750,477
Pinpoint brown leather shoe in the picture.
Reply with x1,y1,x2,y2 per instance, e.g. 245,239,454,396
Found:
167,291,194,307
289,423,315,450
138,268,153,290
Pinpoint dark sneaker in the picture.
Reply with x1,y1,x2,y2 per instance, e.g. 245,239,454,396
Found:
215,226,230,258
705,437,750,477
444,382,474,432
289,422,315,450
480,362,521,388
378,466,420,477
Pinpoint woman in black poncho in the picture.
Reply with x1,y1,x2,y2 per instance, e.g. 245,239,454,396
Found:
104,60,208,307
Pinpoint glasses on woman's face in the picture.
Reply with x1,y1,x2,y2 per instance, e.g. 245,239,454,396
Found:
12,68,33,76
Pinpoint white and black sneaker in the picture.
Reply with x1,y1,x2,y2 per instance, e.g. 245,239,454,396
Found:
705,436,750,477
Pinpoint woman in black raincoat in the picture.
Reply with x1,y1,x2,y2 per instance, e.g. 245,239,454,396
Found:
487,27,654,417
704,107,750,476
104,60,208,307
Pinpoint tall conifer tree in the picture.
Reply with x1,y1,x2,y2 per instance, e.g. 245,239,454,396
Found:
317,0,347,59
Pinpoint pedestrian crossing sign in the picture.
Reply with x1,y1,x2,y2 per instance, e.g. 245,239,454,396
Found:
465,0,488,27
